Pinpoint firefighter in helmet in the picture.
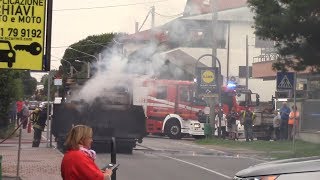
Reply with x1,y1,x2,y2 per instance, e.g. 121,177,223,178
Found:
30,104,48,147
241,105,256,142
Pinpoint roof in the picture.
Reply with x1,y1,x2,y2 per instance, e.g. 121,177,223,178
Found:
162,48,207,75
183,0,248,16
183,6,254,22
120,28,168,42
122,0,248,42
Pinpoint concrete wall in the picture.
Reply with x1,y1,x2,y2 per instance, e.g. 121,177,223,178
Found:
299,132,320,144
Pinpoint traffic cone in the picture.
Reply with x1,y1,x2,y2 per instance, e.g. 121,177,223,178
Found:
27,121,32,133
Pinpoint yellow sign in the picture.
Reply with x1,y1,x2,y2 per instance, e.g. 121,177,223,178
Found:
201,70,214,84
0,0,46,70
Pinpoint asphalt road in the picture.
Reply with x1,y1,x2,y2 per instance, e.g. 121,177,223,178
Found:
95,136,264,180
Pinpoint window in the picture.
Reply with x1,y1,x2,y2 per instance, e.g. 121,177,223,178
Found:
239,66,252,78
180,87,191,102
156,86,167,99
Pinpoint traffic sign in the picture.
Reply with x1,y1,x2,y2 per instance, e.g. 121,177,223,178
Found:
196,67,217,95
277,72,294,90
0,0,47,70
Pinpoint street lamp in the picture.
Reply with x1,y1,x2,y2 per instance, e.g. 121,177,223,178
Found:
60,59,74,77
75,60,90,79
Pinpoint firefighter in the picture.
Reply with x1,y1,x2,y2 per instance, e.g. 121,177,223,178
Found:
226,107,238,140
241,106,256,142
30,104,48,147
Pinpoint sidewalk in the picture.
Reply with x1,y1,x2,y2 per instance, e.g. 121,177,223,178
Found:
0,128,63,180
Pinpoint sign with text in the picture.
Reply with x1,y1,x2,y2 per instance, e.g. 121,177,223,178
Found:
196,67,218,95
0,0,46,70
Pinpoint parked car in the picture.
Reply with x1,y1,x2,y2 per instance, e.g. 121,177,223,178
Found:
28,101,39,110
234,156,320,180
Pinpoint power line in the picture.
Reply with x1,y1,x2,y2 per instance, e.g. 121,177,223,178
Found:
139,9,152,31
154,11,183,18
53,0,168,12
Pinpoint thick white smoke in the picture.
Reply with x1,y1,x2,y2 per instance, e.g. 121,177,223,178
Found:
70,40,165,103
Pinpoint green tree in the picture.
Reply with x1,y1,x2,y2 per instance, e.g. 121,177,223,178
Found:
248,0,320,71
62,33,116,76
0,70,24,127
19,71,37,98
59,33,117,100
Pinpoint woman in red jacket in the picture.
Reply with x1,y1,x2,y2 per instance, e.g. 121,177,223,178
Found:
61,125,112,180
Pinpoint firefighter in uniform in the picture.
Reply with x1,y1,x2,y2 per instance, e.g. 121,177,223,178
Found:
241,106,256,142
30,105,48,147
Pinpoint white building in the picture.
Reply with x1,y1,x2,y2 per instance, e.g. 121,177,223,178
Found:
121,3,278,102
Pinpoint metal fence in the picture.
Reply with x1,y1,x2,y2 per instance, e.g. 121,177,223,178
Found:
301,100,320,132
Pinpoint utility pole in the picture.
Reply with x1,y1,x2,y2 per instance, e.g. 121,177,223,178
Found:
151,6,155,28
226,23,230,83
246,35,249,89
135,22,139,33
211,0,218,67
46,71,52,147
210,0,219,137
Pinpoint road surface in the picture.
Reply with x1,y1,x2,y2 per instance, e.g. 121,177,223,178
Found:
95,136,264,180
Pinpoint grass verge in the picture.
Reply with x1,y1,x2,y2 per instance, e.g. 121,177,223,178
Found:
0,123,17,139
196,137,320,159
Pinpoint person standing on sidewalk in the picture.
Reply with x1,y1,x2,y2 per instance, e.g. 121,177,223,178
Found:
273,110,281,141
288,105,299,140
21,103,30,129
61,125,113,180
279,102,291,140
215,110,227,139
226,107,238,140
16,99,24,126
241,106,255,142
31,105,48,147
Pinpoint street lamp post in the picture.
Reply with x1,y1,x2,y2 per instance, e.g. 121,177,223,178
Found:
195,54,222,138
75,60,90,79
61,59,73,77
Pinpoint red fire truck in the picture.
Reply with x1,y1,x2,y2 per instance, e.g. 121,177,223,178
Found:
133,79,209,139
132,78,260,139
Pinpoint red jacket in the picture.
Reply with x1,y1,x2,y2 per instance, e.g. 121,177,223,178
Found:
16,101,24,112
61,150,104,180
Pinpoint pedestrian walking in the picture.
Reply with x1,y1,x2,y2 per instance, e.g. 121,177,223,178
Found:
241,106,255,142
16,99,24,126
21,103,29,129
61,125,113,180
215,110,227,139
226,107,238,140
9,101,17,124
279,102,291,140
273,110,281,141
31,105,48,147
288,105,299,140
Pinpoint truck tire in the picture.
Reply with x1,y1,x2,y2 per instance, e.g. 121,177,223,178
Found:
165,119,181,139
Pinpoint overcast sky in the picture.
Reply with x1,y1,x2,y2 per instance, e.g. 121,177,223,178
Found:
32,0,187,80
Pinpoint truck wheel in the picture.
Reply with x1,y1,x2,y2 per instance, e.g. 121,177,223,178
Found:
165,120,181,139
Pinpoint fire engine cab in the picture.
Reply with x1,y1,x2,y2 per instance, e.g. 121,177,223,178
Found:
133,79,208,139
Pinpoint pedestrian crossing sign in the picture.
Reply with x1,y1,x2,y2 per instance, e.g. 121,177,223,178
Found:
277,72,294,90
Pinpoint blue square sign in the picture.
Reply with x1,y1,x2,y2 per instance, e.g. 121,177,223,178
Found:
276,72,294,90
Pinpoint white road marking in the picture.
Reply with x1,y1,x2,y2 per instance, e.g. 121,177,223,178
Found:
175,141,227,154
159,154,232,179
